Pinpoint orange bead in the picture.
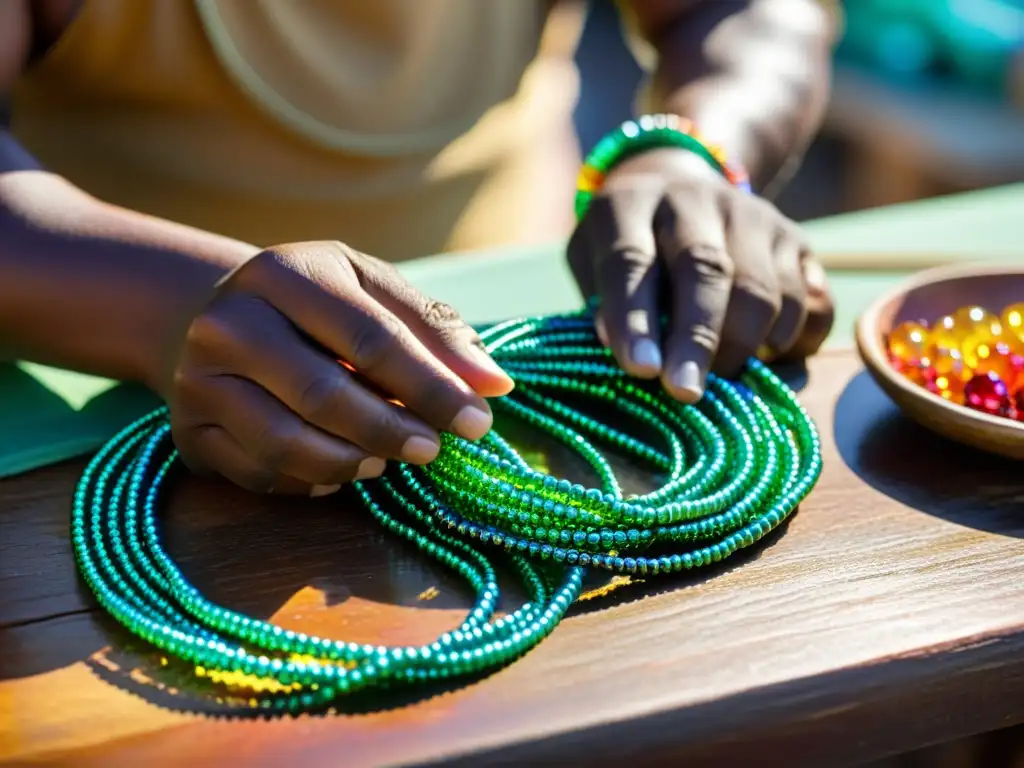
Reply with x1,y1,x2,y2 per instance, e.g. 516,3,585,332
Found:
899,364,932,387
929,372,966,404
888,321,929,367
927,346,968,381
1001,302,1024,343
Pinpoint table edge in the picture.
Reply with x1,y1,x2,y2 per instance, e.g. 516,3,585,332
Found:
410,623,1024,767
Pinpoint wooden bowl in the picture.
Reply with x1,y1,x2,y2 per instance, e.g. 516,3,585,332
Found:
855,262,1024,460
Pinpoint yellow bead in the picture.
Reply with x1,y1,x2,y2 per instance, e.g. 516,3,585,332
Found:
888,321,929,366
1001,302,1024,342
923,315,963,357
576,165,605,194
952,305,997,331
964,333,1015,381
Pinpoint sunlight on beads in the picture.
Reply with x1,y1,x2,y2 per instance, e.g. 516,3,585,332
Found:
887,321,929,367
1001,303,1024,342
965,371,1011,417
928,373,965,405
888,301,1024,423
928,347,967,380
73,310,822,712
952,305,997,331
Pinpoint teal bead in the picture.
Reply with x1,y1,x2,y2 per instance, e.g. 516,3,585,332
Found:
70,311,820,712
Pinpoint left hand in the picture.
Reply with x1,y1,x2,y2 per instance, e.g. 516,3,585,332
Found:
568,147,834,402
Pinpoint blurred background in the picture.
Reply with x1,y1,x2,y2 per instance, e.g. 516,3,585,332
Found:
573,0,1024,221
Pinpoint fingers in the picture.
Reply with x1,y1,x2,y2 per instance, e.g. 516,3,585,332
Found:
189,296,442,464
786,253,834,359
656,192,733,403
351,254,514,398
180,375,386,488
227,243,495,441
712,204,781,376
581,193,663,377
763,234,808,357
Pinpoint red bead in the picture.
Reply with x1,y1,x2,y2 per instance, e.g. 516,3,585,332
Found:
964,371,1011,417
1015,389,1024,421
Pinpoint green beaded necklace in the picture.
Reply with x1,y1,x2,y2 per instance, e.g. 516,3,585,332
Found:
72,310,821,713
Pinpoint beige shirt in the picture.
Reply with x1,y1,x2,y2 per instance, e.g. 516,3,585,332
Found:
13,0,587,260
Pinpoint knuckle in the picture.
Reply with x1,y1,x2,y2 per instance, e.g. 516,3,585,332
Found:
733,192,777,225
185,307,236,355
422,299,464,330
347,316,400,372
231,247,293,287
734,279,782,319
343,244,398,285
689,323,721,354
297,375,343,424
684,244,735,282
609,244,656,275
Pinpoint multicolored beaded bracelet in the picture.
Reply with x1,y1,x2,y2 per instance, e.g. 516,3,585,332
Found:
574,113,752,220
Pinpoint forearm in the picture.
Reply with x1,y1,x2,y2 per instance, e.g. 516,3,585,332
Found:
0,132,258,390
628,0,834,195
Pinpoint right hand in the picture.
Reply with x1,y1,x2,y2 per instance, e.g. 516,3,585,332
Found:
162,241,514,496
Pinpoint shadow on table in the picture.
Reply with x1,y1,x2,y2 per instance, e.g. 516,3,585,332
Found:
833,370,1024,538
43,477,525,717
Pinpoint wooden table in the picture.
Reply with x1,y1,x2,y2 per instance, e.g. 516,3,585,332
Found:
4,185,1024,765
3,347,1023,766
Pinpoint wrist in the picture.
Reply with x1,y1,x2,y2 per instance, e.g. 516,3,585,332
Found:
1,172,259,395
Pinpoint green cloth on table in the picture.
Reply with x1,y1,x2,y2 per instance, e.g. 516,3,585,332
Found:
2,184,1022,479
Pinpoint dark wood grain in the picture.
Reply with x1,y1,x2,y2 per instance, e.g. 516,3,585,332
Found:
2,350,1023,767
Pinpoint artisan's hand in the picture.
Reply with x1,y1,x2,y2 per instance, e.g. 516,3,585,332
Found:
568,148,834,402
163,242,514,496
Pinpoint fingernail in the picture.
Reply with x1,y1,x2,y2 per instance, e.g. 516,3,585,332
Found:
355,457,386,480
671,361,704,403
310,484,341,497
630,338,662,372
451,405,492,441
804,259,827,291
468,345,514,392
401,435,440,464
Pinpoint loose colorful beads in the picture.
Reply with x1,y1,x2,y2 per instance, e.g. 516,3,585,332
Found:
887,302,1024,420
